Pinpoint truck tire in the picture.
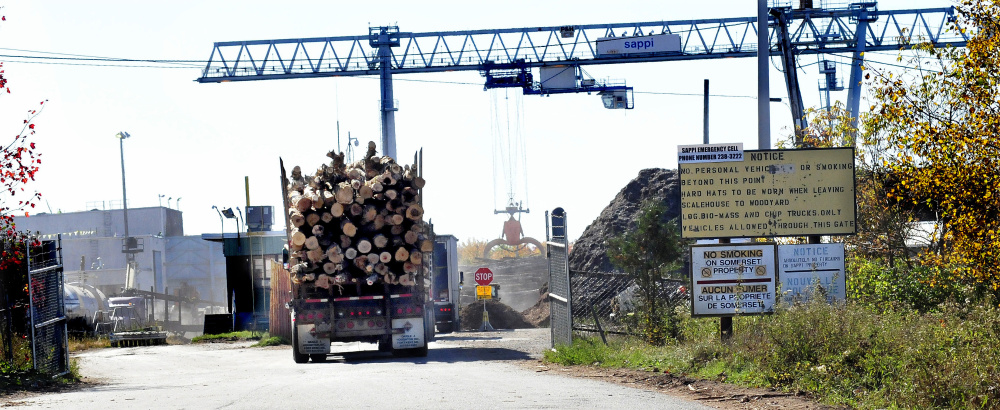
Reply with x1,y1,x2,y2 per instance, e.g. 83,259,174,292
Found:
391,344,428,357
378,336,392,353
310,354,327,363
412,342,428,357
436,323,453,334
291,326,308,364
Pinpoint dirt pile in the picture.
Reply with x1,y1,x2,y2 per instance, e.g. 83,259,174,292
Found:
568,168,681,273
520,283,550,327
460,299,535,330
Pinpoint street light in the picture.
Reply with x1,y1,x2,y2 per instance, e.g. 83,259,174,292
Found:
236,207,245,235
222,206,242,252
212,205,225,237
115,131,131,240
221,207,240,233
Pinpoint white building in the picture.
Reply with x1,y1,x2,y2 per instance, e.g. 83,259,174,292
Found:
15,207,226,305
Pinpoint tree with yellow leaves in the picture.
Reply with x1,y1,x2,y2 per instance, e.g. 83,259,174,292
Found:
862,0,1000,297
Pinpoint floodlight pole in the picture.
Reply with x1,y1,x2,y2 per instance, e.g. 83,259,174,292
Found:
116,132,131,240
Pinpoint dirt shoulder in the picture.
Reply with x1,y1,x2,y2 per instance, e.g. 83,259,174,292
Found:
523,361,846,410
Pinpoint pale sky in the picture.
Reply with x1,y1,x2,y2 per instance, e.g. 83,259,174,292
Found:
1,0,957,244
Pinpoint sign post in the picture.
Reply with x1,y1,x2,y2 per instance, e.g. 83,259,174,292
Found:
474,268,495,331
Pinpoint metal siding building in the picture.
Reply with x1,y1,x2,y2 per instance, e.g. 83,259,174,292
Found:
14,207,225,307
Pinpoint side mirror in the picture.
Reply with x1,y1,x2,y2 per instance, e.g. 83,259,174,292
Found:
459,271,464,287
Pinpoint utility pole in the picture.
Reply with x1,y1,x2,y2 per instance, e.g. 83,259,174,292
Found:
703,79,710,144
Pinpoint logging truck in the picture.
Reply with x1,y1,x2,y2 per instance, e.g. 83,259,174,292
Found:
281,144,434,363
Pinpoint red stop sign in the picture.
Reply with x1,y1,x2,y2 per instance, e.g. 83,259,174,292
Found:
474,267,493,286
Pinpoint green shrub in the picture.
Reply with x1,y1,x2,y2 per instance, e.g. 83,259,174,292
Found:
847,256,962,312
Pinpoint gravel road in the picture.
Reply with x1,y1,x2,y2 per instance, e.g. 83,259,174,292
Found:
5,329,715,409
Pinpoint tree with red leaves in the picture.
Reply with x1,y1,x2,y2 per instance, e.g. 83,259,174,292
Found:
0,10,45,270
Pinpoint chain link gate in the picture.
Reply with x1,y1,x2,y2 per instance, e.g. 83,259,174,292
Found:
547,241,571,347
547,208,571,347
27,238,69,376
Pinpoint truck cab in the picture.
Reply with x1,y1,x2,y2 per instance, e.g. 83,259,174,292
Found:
431,235,461,333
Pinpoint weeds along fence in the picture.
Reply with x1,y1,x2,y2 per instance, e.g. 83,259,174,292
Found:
0,240,31,365
570,270,686,339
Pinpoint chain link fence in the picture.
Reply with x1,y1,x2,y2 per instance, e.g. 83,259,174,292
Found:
27,239,69,376
571,271,686,339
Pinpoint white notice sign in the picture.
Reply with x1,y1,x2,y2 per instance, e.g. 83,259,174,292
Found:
778,243,846,303
690,243,777,316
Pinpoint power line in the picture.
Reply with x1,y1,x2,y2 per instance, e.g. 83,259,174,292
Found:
0,59,200,69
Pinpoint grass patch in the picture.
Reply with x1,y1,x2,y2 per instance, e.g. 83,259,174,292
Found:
192,331,283,347
191,331,263,343
252,336,287,347
547,299,1000,409
68,336,110,352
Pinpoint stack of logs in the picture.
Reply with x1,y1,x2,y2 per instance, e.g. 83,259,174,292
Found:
284,142,431,292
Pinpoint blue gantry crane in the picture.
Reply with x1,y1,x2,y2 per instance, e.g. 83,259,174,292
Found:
197,1,967,157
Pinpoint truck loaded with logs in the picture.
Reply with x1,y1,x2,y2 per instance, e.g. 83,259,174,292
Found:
281,142,434,363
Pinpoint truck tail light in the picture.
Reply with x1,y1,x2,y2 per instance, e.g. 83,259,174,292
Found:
346,321,355,329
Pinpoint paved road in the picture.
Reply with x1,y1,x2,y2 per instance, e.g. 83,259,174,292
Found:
8,329,713,409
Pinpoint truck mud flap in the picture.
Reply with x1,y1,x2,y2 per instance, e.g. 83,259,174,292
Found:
391,318,424,349
297,324,331,355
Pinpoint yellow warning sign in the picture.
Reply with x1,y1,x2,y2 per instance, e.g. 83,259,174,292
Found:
476,285,492,300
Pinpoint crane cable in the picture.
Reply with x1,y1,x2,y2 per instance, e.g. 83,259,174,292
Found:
488,88,529,215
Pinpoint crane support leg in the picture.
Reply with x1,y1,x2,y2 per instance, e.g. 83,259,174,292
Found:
846,6,873,139
772,9,806,145
371,26,400,159
379,51,397,159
